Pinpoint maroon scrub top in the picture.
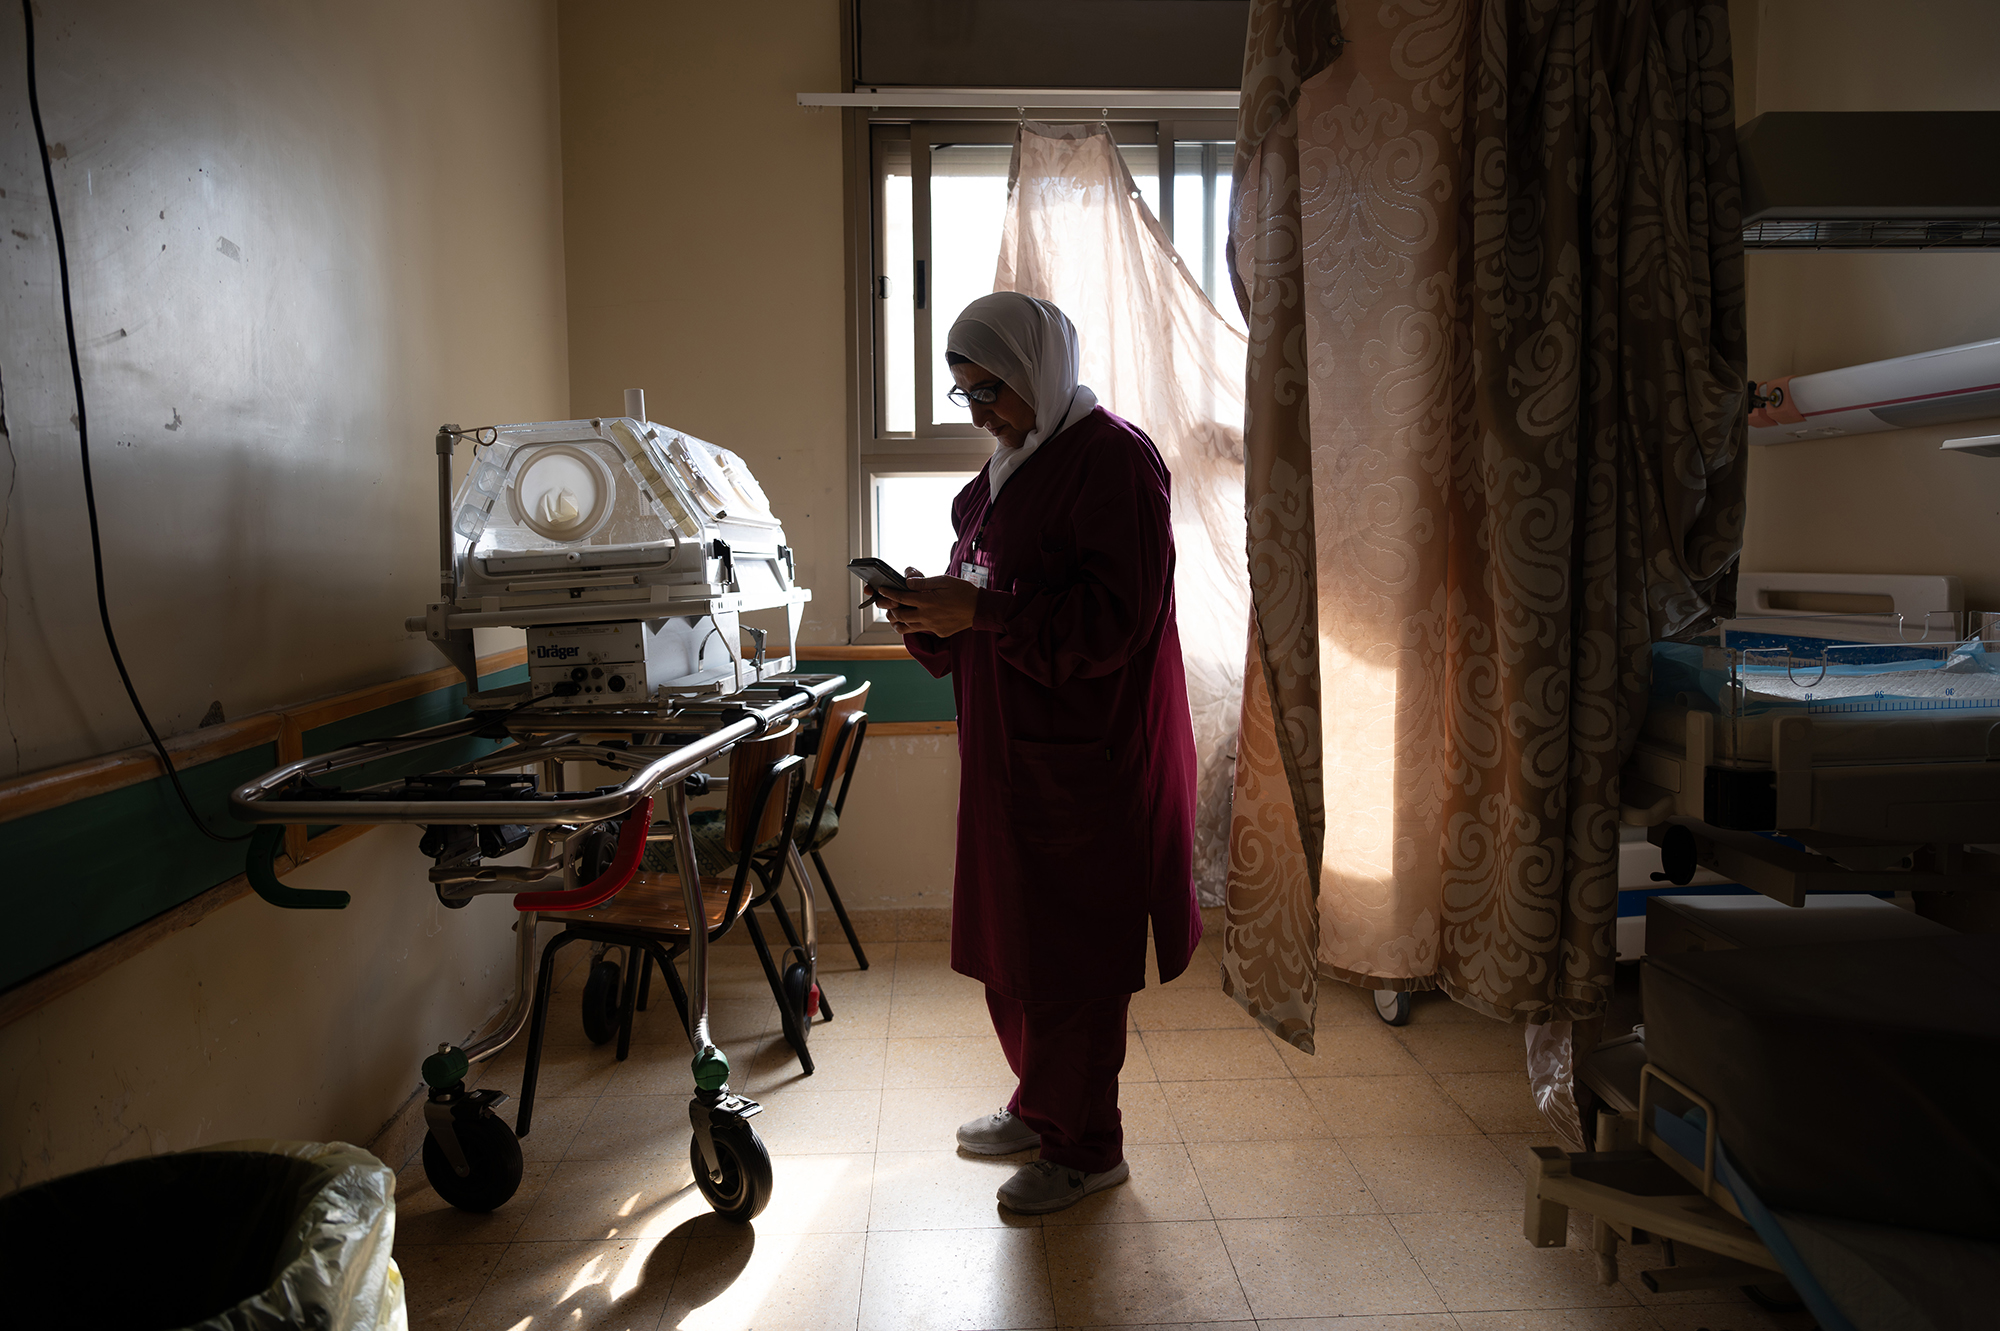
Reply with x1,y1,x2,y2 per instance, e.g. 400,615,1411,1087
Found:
906,407,1201,1002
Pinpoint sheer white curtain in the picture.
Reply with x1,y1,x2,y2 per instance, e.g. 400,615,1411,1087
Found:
993,122,1251,905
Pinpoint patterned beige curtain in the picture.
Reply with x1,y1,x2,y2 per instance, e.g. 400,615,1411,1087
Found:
1221,0,1747,1135
995,123,1252,905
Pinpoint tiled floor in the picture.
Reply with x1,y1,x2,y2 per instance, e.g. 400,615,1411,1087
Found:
394,912,1807,1331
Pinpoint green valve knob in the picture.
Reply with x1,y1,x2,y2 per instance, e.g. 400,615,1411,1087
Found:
691,1046,730,1091
422,1046,470,1090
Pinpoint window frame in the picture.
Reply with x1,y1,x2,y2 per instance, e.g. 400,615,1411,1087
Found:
842,107,1236,643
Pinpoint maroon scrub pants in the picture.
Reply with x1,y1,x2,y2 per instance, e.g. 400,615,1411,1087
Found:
985,987,1131,1174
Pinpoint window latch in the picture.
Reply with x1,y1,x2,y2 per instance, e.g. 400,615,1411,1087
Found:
914,259,926,310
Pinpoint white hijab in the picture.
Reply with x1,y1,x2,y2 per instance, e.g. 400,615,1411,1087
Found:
945,293,1100,498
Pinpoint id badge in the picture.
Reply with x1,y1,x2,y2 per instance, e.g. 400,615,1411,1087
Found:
959,560,991,589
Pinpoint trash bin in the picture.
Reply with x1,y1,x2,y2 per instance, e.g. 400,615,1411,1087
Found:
0,1138,404,1330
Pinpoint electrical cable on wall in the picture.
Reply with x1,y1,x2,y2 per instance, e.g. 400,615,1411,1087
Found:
19,0,247,843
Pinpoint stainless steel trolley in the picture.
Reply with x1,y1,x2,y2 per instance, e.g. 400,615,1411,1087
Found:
229,675,844,1219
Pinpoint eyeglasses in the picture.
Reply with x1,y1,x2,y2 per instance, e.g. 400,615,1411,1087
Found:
946,379,1005,408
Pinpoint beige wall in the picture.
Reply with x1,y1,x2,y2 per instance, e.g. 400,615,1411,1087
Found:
0,0,568,775
815,732,963,910
557,0,963,909
557,0,851,645
1736,0,2000,606
2,830,520,1192
1,0,567,1190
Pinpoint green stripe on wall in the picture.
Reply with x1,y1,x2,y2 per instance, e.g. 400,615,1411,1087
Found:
0,664,528,994
797,659,955,723
1,745,279,994
300,674,527,837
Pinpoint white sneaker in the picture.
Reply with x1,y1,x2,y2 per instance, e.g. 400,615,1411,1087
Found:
955,1108,1041,1156
996,1158,1130,1214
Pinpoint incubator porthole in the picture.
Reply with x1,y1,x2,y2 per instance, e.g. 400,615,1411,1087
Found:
507,443,618,544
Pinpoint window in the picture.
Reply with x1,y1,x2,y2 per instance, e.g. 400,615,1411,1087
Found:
925,142,1013,428
879,141,915,435
872,474,964,577
858,471,969,628
847,113,1236,641
1171,140,1239,315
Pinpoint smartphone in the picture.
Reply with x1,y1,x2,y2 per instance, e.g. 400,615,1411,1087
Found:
847,557,909,591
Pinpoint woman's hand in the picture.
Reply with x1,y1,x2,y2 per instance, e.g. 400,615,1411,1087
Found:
872,566,980,638
856,565,925,615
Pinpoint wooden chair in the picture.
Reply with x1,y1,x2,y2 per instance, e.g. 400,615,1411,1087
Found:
760,681,873,970
512,720,819,1139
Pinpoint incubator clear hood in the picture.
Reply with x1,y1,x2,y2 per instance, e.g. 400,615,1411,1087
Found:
409,413,810,702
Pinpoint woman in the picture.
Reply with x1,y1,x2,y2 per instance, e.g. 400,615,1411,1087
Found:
873,292,1200,1215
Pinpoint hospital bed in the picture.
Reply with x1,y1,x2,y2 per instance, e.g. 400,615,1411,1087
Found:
230,403,830,1221
1526,904,2000,1330
1521,571,2000,1327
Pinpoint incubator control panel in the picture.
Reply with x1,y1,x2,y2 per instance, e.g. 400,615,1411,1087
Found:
528,622,652,699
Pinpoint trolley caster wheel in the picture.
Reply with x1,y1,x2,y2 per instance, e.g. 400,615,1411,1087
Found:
575,820,622,881
421,1112,524,1213
581,957,623,1046
691,1120,773,1224
1373,989,1412,1026
783,959,820,1021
